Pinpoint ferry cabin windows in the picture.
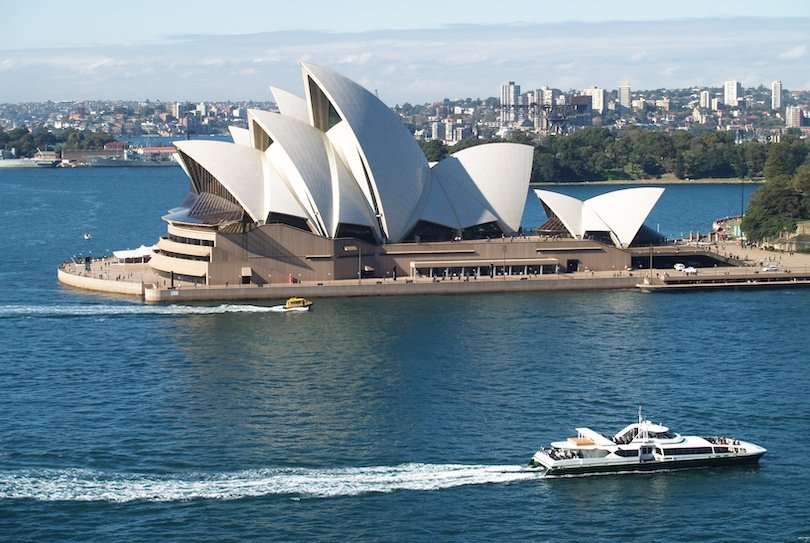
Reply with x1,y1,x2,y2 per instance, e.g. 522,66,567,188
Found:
661,447,713,456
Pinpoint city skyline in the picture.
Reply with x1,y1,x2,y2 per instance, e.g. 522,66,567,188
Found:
1,1,809,104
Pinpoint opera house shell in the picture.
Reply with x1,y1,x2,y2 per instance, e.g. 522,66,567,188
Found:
149,62,542,285
145,62,658,289
534,188,665,248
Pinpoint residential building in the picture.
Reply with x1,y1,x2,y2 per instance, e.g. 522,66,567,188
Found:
724,80,741,107
786,105,803,128
772,80,783,110
619,83,631,110
582,86,607,114
500,81,520,123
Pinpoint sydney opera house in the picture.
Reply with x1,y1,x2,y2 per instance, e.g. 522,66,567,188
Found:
141,63,662,288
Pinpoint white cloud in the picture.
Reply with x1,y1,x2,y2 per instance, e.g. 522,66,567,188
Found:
336,52,373,65
778,45,807,60
1,18,808,102
659,65,680,77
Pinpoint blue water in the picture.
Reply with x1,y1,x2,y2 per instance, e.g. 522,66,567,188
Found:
1,169,807,542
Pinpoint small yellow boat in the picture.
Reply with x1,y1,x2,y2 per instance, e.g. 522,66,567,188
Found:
283,297,313,311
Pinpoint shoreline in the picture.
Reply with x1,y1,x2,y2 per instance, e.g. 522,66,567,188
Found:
57,240,810,303
531,177,765,186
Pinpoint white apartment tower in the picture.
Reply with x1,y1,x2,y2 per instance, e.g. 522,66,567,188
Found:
537,86,561,107
699,90,710,109
582,86,607,114
500,81,520,123
772,80,783,110
618,83,631,110
786,105,803,128
724,80,741,107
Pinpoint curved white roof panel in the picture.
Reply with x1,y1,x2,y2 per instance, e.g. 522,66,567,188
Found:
249,109,377,238
445,143,533,232
535,187,664,248
260,153,310,224
429,152,501,229
301,62,431,242
270,86,309,123
324,141,381,238
251,109,334,235
534,189,584,238
586,187,664,247
174,140,265,222
228,126,251,147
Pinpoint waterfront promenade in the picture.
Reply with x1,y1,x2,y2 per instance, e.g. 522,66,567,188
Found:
57,240,810,302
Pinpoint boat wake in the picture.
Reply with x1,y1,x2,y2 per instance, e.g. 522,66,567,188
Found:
0,464,538,502
0,303,289,318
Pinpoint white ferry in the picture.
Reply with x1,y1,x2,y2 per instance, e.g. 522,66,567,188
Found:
529,408,765,475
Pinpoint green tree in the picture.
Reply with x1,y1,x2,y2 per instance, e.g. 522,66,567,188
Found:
792,163,810,195
763,133,809,180
742,178,809,241
418,140,448,162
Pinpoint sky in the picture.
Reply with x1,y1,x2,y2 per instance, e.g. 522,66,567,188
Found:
1,0,809,104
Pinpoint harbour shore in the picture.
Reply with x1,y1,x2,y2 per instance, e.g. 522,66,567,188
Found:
57,241,810,302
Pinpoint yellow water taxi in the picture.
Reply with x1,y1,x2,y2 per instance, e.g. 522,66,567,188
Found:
283,297,313,311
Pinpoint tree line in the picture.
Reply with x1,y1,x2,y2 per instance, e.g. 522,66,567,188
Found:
740,134,810,242
0,127,113,157
419,127,793,182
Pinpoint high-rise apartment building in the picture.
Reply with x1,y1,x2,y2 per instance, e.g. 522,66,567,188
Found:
500,81,520,123
786,105,803,128
618,83,631,110
582,86,607,114
724,80,741,107
699,90,710,109
772,80,783,110
536,86,561,107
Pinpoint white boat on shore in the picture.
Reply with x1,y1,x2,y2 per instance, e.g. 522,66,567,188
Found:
529,407,765,475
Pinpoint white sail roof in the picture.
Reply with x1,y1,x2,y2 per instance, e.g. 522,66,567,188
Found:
428,154,501,229
443,143,533,233
534,189,584,237
168,63,536,244
535,187,664,248
586,187,665,247
302,62,431,242
249,109,377,237
174,140,266,222
228,126,251,147
270,86,309,123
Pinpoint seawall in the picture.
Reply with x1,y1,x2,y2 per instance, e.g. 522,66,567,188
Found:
57,268,145,296
142,275,639,303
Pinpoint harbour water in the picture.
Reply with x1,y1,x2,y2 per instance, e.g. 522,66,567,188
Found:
1,168,807,542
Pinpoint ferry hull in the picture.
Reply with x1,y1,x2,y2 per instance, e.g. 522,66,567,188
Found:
536,452,765,476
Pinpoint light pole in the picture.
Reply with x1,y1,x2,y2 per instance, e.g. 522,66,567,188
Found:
358,246,362,284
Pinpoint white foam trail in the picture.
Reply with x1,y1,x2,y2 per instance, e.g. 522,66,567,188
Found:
0,303,285,317
0,464,539,502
